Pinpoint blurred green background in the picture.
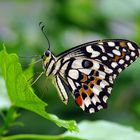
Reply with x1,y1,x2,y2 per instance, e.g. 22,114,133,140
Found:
0,0,140,136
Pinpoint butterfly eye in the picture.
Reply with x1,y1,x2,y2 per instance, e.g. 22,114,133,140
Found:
45,51,50,57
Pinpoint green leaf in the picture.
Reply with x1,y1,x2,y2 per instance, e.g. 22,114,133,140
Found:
0,46,78,132
23,59,34,83
64,120,140,140
2,120,140,140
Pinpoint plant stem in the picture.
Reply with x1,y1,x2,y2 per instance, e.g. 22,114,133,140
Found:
1,134,82,140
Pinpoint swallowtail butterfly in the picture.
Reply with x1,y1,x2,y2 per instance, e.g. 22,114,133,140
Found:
39,20,140,114
41,38,140,113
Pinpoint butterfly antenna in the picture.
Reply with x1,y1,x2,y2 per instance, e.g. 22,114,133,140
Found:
39,22,51,50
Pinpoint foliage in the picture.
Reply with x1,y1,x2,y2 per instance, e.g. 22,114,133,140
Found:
64,120,140,140
1,120,140,140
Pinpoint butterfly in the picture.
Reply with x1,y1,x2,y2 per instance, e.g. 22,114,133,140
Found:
41,38,140,113
39,18,140,114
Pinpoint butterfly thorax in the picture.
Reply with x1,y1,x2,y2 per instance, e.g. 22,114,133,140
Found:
42,50,56,76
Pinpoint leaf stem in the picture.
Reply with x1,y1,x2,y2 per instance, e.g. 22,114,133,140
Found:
1,134,82,140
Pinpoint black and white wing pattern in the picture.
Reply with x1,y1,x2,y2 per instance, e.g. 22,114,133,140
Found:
55,39,140,113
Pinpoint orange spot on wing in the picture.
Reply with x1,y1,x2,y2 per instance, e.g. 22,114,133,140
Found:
86,88,93,96
79,86,92,96
94,77,100,84
75,96,82,106
80,74,88,82
113,52,126,62
121,51,125,58
120,41,126,47
114,55,120,62
80,88,85,94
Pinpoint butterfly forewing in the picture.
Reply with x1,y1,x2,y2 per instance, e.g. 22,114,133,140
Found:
54,39,140,113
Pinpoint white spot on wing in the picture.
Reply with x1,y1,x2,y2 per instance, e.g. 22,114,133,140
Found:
103,95,108,103
84,97,91,107
109,76,113,84
97,105,103,110
92,85,102,96
125,55,130,61
108,87,112,94
98,45,105,52
131,52,135,57
113,74,117,79
91,51,100,58
100,80,109,88
113,49,121,56
107,53,114,57
92,96,100,105
86,45,93,53
102,56,107,61
119,59,124,64
124,64,128,67
127,42,135,50
130,60,133,63
118,68,122,73
111,62,118,68
93,61,100,70
75,82,80,87
104,67,113,74
86,46,100,57
68,69,79,80
79,69,91,75
80,102,85,111
71,60,83,69
89,108,95,113
99,71,106,79
108,42,115,47
122,48,126,52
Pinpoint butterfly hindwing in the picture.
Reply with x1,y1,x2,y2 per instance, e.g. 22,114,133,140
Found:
65,58,113,113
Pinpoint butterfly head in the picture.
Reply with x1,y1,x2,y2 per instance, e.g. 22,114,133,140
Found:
41,50,52,67
41,50,56,76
